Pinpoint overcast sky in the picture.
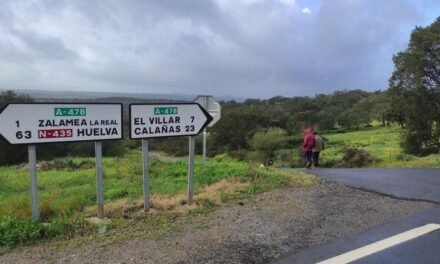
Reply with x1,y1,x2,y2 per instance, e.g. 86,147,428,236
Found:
0,0,439,99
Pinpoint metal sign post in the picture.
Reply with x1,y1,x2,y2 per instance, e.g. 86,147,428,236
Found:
202,129,207,167
28,145,40,220
142,139,150,211
129,103,213,206
188,136,195,205
95,141,104,218
202,97,208,168
193,96,222,173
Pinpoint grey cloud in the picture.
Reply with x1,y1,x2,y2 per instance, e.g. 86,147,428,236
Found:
283,0,423,94
11,29,77,61
0,0,437,98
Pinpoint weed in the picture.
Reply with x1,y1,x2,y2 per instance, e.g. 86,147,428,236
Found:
194,198,217,214
0,215,90,249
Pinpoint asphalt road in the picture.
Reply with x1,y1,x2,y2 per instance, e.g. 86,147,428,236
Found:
274,206,440,264
305,168,440,203
274,168,440,264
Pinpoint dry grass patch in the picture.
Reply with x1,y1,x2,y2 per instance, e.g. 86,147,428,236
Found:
84,199,136,218
150,193,194,213
83,179,251,218
84,195,194,218
195,179,249,206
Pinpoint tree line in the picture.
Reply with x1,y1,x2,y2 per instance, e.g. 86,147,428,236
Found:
0,89,391,166
208,89,390,155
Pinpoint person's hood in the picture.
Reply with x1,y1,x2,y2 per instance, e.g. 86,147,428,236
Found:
305,128,312,134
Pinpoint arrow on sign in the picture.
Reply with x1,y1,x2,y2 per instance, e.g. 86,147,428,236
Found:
0,103,123,145
129,103,213,139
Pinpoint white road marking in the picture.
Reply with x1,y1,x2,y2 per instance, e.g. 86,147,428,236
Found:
317,223,440,264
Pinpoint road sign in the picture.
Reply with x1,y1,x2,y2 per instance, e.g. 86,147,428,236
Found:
194,96,221,127
0,103,123,144
129,103,213,139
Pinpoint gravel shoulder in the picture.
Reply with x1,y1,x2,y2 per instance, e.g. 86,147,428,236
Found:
0,182,435,264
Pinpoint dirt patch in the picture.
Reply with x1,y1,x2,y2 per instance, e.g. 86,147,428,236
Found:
0,182,435,264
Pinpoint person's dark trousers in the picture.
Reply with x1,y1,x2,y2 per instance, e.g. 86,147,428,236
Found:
305,151,313,169
312,151,320,167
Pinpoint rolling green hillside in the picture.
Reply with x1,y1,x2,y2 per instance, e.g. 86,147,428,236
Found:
313,125,440,168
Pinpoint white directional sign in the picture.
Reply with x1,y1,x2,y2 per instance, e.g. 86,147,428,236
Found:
129,103,213,139
194,96,221,127
0,103,123,144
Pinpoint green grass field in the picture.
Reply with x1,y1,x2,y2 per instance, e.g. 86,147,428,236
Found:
0,150,317,251
321,125,440,168
272,125,440,168
0,151,316,219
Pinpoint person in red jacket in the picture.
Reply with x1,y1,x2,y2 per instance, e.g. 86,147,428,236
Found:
303,128,315,169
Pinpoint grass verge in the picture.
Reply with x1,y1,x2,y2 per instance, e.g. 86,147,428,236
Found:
0,152,317,253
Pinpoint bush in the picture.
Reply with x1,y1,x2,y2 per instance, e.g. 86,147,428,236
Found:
0,216,44,248
289,156,305,168
336,148,374,168
248,127,288,157
318,155,340,168
39,158,94,171
0,216,89,249
229,150,248,161
395,153,415,161
274,149,293,163
245,151,267,163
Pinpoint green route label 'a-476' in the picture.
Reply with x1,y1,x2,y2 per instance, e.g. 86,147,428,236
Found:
0,103,123,144
130,103,213,139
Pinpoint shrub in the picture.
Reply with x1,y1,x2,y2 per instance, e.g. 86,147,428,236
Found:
274,149,293,163
228,150,248,161
0,216,90,249
248,127,288,157
39,158,94,171
289,156,305,168
336,148,375,168
0,216,44,248
395,153,415,161
244,151,267,163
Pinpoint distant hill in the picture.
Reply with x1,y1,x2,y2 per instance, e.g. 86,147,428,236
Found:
0,89,244,102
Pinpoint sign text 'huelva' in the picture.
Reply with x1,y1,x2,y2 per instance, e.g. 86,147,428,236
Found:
0,103,123,144
129,103,213,139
